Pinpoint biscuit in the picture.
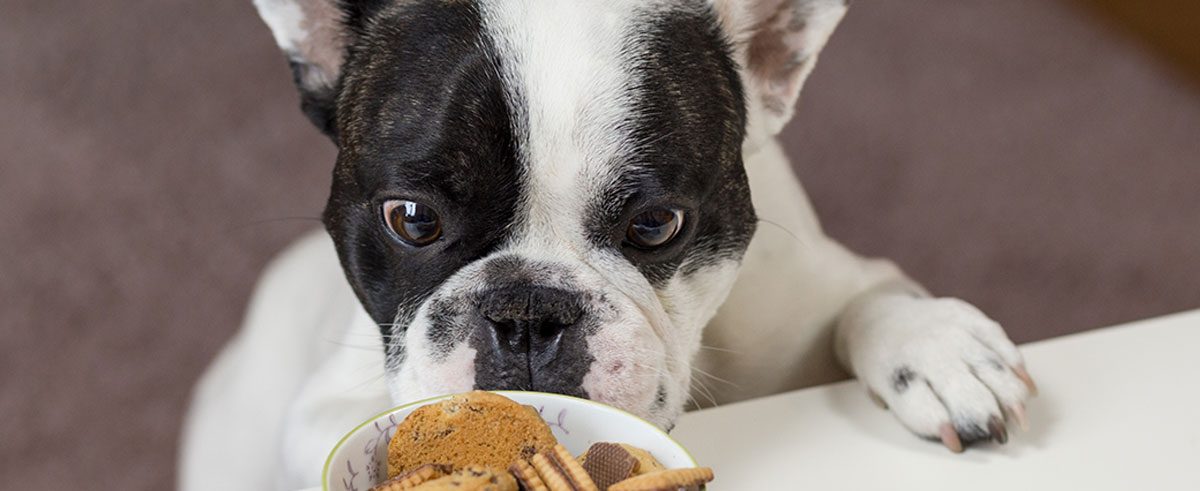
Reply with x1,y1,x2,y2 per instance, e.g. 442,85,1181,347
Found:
579,443,638,489
580,444,664,477
409,466,517,491
509,459,548,491
549,445,599,491
530,452,573,491
387,391,558,477
370,464,449,490
608,468,713,491
527,445,599,491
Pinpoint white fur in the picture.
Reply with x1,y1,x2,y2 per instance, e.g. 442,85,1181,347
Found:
479,0,657,237
253,0,307,54
834,294,1029,437
476,0,710,423
178,231,389,490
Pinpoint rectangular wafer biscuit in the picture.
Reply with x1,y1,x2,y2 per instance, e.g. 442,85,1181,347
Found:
609,467,713,491
510,458,549,491
530,452,574,491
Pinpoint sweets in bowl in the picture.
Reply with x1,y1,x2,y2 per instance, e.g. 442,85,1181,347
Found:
325,391,712,490
385,391,558,477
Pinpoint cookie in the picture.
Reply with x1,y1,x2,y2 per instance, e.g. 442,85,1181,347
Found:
580,444,664,477
527,445,599,491
371,464,450,490
579,443,638,489
608,468,713,491
509,459,549,491
410,466,517,490
387,391,558,477
548,445,598,491
530,452,572,491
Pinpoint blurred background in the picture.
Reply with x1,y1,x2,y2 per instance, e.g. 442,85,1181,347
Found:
2,0,1198,488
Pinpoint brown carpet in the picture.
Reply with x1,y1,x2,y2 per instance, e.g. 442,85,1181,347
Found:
2,0,1197,488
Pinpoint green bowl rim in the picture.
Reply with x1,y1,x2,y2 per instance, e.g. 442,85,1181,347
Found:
321,390,697,490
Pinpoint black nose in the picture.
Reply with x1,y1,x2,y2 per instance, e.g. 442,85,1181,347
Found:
473,286,588,394
479,286,582,360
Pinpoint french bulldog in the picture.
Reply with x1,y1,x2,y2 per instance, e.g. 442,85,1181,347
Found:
180,1,1037,489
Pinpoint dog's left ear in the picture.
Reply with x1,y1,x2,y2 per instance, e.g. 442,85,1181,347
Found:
254,0,386,138
712,0,848,136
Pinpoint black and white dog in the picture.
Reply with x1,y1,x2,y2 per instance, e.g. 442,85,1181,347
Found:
180,1,1036,489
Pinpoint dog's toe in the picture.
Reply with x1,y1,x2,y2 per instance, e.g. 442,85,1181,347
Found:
846,296,1035,452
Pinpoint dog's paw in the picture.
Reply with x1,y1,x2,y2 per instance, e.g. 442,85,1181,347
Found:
844,296,1037,452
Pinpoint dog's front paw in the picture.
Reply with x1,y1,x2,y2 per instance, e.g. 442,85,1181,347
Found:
843,296,1038,452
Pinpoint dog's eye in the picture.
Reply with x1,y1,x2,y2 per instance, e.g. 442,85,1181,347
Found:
626,208,684,249
383,200,442,246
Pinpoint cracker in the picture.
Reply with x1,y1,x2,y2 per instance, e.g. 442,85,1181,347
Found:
509,458,549,491
531,452,574,491
548,444,599,491
608,467,713,491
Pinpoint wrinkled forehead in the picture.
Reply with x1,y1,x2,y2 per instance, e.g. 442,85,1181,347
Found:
337,0,745,205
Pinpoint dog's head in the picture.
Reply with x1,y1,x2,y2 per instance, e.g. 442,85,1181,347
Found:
255,0,845,427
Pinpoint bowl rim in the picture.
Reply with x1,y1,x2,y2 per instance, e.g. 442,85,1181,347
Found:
322,390,696,489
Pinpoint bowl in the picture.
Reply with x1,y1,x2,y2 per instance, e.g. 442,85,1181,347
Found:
323,391,697,490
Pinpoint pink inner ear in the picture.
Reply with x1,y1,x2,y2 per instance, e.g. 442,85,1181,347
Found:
746,3,812,116
746,0,792,24
294,0,348,89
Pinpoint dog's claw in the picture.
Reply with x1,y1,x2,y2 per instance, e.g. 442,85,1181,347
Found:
939,423,963,453
1006,403,1029,432
1014,365,1038,397
987,416,1008,444
867,389,888,409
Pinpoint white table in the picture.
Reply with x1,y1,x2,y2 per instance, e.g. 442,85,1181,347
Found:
672,309,1200,490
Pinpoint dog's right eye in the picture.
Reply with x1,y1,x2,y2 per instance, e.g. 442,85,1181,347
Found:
382,200,442,246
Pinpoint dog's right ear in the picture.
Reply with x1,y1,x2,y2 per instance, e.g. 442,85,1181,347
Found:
253,0,386,138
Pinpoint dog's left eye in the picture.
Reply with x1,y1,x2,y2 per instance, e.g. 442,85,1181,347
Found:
383,200,442,246
626,208,684,250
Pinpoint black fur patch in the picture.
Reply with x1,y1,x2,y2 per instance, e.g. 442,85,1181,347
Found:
323,1,522,349
287,59,340,137
584,5,755,288
891,366,917,393
950,415,992,444
654,384,668,409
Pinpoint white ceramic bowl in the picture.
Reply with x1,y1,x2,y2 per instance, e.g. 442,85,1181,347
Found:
323,391,697,490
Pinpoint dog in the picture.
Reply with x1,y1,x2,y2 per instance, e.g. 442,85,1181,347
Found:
180,1,1036,489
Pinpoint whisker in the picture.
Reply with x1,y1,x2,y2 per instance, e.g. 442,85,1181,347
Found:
689,365,739,388
690,375,719,409
756,217,807,248
697,344,741,354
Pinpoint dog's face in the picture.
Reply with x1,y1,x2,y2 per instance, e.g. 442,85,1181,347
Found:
256,0,845,427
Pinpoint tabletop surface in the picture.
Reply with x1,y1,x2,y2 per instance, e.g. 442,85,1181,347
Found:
672,309,1200,490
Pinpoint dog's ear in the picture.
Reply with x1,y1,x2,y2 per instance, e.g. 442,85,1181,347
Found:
712,0,848,136
254,0,387,138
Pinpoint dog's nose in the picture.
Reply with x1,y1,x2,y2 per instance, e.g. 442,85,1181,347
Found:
478,286,583,366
